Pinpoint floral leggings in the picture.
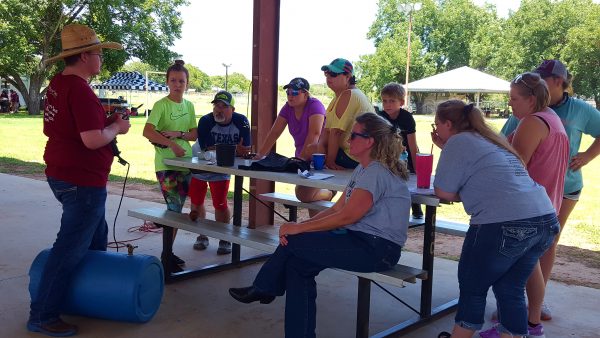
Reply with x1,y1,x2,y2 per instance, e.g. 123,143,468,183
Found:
156,170,191,212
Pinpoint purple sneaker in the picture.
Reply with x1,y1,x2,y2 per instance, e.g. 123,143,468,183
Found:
526,324,545,338
479,325,500,338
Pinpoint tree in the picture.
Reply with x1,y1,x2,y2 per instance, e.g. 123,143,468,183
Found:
487,0,600,107
360,0,501,112
0,0,188,115
210,73,251,94
186,64,211,92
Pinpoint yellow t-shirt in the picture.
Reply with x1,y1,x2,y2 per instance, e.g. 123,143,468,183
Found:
324,88,373,157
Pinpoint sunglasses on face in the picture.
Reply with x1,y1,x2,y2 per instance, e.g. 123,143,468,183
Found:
324,71,344,78
350,131,370,140
513,74,535,95
286,89,302,96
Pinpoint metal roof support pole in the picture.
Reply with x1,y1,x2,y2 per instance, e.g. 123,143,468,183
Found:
248,0,280,228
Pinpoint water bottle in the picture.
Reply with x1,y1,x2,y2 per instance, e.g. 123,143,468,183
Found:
400,151,408,162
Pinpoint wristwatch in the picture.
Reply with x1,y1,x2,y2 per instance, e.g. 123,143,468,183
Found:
179,131,185,139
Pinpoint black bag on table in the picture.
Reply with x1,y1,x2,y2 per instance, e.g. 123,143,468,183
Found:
238,152,310,173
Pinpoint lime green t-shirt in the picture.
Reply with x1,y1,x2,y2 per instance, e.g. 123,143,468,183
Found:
324,88,373,158
146,96,197,172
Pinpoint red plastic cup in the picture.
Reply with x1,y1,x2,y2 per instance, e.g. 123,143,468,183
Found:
416,153,433,188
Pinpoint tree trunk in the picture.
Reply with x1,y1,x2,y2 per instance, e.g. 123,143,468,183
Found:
413,93,426,115
26,71,46,115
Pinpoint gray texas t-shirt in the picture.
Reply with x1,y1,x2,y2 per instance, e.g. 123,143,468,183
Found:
434,132,554,225
344,161,410,247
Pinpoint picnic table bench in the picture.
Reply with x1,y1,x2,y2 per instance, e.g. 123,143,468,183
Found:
259,192,468,237
128,207,428,337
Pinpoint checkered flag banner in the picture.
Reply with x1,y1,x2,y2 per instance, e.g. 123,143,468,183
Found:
93,71,168,91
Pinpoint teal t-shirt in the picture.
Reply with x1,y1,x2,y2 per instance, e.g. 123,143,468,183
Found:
146,96,197,172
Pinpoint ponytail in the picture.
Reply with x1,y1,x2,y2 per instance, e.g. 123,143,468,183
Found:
436,100,524,164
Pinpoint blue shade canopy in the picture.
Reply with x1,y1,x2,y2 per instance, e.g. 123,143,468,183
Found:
93,71,168,91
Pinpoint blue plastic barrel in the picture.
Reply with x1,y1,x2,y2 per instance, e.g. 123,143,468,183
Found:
29,249,164,323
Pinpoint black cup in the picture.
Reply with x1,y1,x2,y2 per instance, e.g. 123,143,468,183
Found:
215,144,236,166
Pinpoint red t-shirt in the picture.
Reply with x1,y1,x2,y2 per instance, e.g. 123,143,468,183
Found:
43,73,114,187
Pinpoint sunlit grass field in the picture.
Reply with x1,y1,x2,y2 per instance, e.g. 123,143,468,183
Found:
0,95,598,251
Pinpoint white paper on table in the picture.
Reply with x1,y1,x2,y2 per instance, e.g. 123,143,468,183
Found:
297,169,334,180
409,187,435,195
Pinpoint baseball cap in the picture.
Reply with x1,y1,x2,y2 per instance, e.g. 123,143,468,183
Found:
321,58,354,75
211,90,235,106
283,77,310,91
534,59,568,81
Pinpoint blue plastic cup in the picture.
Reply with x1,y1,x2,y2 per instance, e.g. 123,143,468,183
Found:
312,153,325,170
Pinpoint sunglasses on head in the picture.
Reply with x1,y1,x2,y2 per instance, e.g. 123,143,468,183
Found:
286,89,303,96
513,74,535,95
350,131,370,140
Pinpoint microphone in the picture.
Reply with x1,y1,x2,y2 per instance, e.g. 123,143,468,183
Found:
111,112,129,166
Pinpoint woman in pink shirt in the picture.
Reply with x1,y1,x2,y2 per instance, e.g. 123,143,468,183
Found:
480,72,569,338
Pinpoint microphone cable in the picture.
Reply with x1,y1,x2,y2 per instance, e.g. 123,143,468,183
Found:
109,136,130,252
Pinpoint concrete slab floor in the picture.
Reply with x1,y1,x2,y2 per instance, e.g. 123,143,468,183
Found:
1,173,598,337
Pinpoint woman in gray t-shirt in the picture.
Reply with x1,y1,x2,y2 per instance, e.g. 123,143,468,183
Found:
229,112,411,338
432,100,559,338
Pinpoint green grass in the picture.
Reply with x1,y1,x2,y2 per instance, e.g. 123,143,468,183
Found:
1,101,598,250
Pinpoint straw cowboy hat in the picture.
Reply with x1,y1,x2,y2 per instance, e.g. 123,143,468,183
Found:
45,24,122,64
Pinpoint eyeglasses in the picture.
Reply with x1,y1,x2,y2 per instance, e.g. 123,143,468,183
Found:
286,89,302,96
324,71,344,78
513,74,534,95
89,53,104,61
350,131,370,140
431,123,437,130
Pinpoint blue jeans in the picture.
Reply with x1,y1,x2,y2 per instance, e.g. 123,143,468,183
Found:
29,177,109,323
253,230,401,338
455,213,559,335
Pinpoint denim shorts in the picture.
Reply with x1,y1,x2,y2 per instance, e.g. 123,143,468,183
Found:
454,213,559,335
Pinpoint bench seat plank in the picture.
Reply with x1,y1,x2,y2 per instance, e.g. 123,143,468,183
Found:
128,208,280,252
260,192,467,237
436,219,469,237
259,192,334,211
128,207,427,287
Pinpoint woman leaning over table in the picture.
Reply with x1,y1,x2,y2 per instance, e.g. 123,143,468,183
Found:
317,58,374,170
479,73,568,338
254,77,331,214
432,100,559,338
142,60,198,273
230,112,411,338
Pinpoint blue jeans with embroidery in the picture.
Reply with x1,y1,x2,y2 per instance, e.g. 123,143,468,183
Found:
29,177,108,324
252,230,401,338
454,213,559,335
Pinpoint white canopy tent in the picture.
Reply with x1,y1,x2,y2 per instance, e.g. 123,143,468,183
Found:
406,66,510,106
